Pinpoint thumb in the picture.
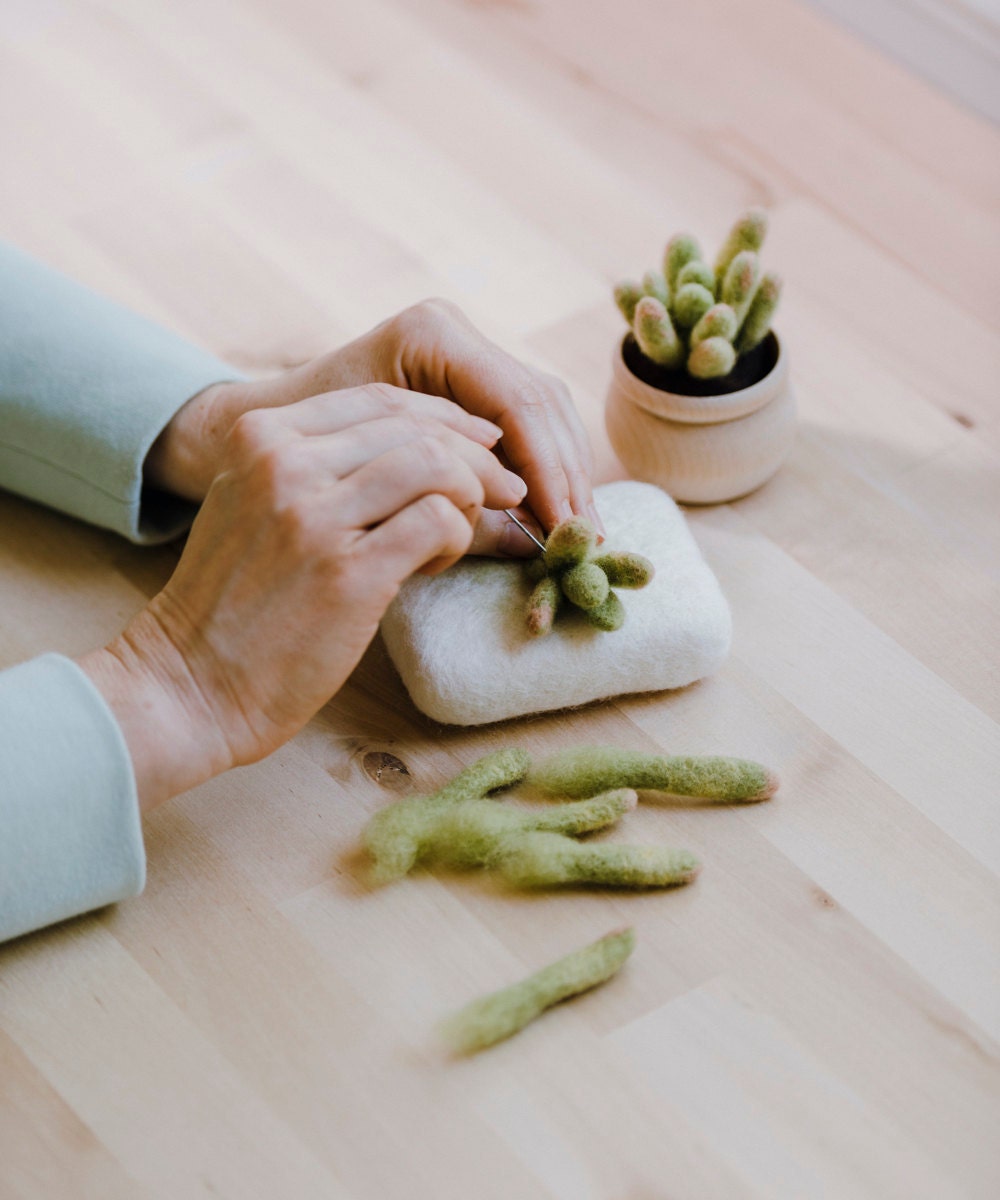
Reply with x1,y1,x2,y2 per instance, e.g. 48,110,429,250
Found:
468,507,546,558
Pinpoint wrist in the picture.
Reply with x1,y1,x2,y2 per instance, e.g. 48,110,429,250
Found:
145,380,244,501
78,607,234,812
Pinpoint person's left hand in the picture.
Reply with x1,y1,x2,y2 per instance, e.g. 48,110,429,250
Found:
146,298,599,556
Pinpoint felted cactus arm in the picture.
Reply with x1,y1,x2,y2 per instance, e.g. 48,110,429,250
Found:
363,748,531,882
528,747,779,803
664,233,702,293
721,250,761,328
560,561,610,611
441,927,636,1054
421,789,638,870
585,590,625,631
498,832,700,889
713,208,768,295
735,272,782,353
542,516,597,571
633,297,684,369
641,269,670,306
591,551,654,589
671,282,715,331
676,260,715,293
688,337,736,380
526,575,562,638
614,280,643,326
690,303,738,349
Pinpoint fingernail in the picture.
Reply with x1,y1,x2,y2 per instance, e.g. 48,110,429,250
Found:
586,502,607,539
506,471,528,502
475,418,504,442
556,499,574,524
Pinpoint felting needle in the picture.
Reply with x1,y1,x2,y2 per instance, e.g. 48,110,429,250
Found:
503,509,547,553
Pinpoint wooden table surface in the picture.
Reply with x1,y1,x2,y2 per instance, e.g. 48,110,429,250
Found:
1,1,998,1197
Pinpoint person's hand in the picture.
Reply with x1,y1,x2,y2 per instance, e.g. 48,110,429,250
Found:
80,386,525,810
146,299,600,554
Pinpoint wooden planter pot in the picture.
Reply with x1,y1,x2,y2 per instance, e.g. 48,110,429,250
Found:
605,331,795,504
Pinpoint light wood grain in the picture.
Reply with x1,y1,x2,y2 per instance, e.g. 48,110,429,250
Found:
1,1,999,1197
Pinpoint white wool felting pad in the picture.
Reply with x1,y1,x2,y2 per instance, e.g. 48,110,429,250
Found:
380,480,732,726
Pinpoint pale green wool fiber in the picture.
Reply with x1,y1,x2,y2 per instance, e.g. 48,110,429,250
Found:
442,928,636,1054
363,748,530,883
529,747,778,803
422,789,638,870
499,833,701,889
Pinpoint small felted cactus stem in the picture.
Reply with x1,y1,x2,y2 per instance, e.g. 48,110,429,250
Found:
529,747,779,804
524,555,548,583
586,589,626,632
543,516,597,571
422,789,639,870
690,303,738,349
633,296,683,368
560,561,610,611
721,249,761,327
713,207,768,294
441,927,636,1054
592,551,654,589
688,336,736,380
676,260,715,294
664,233,702,293
363,748,531,883
671,282,715,331
641,268,670,306
735,271,782,354
526,575,562,637
499,833,700,889
614,280,643,326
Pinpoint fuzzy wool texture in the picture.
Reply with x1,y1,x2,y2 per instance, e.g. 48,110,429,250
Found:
442,927,636,1054
422,789,638,870
363,748,530,883
498,833,701,889
380,481,732,726
528,746,779,804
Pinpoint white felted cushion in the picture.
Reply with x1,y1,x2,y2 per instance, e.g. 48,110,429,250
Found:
379,480,731,726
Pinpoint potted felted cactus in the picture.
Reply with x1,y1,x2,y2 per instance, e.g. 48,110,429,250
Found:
605,208,795,503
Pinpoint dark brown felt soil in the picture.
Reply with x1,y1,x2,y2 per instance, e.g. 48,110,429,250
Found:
622,331,779,397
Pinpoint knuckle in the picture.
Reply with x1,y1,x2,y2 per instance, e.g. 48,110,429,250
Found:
413,433,453,475
227,408,274,460
363,380,407,415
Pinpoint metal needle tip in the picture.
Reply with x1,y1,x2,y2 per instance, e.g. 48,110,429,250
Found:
503,509,547,552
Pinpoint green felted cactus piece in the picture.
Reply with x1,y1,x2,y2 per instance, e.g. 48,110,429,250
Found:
671,282,715,330
664,233,702,293
543,516,597,571
721,249,761,327
688,336,736,380
526,575,562,638
735,271,782,353
441,927,636,1054
422,789,638,870
676,260,715,293
641,268,670,306
586,590,626,632
690,303,738,349
614,280,643,326
713,207,768,295
592,551,654,589
633,296,684,368
363,748,531,883
560,562,610,611
528,747,779,804
498,832,700,889
524,556,548,583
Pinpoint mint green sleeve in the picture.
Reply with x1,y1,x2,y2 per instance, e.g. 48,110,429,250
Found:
0,241,243,543
0,654,145,943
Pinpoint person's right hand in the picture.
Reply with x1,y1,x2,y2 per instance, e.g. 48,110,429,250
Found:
79,384,526,811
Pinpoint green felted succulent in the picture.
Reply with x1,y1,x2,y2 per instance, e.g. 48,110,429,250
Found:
523,517,654,637
614,208,783,381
